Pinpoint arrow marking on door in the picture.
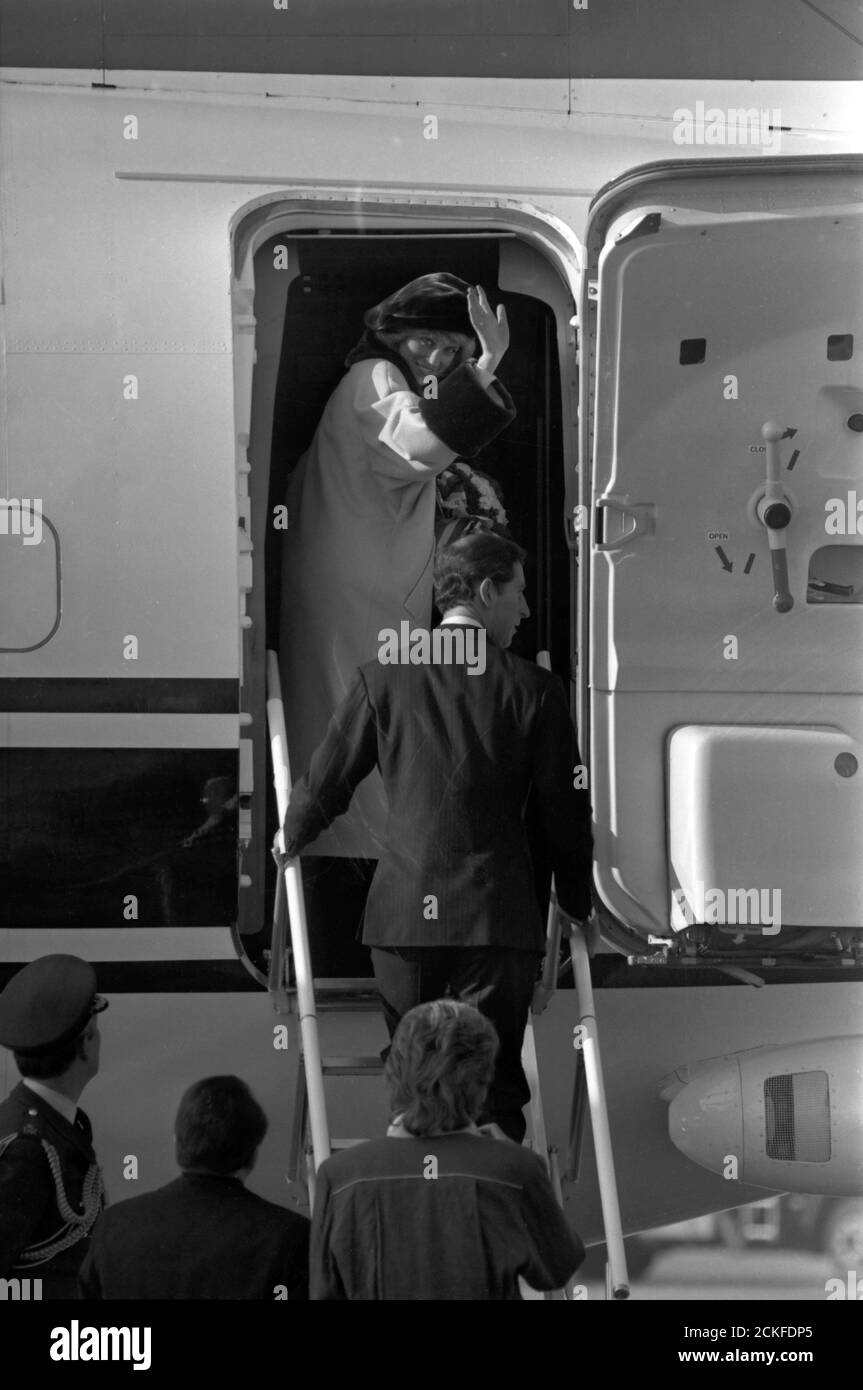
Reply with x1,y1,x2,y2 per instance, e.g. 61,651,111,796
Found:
787,450,800,471
743,553,756,574
715,546,733,572
780,427,798,440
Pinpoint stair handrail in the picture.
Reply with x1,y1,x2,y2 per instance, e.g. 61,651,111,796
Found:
266,650,331,1175
567,920,630,1299
533,650,629,1298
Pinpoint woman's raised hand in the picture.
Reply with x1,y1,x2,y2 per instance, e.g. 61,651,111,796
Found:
468,285,510,374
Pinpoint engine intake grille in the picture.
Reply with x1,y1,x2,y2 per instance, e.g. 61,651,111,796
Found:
764,1071,831,1163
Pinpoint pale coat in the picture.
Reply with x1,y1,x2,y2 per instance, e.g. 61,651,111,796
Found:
278,356,514,857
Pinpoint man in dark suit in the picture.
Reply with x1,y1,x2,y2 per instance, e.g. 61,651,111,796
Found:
78,1075,309,1300
281,532,593,1142
0,954,107,1298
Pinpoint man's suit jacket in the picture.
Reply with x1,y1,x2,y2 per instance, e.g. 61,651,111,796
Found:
0,1082,102,1299
283,632,593,951
78,1173,310,1300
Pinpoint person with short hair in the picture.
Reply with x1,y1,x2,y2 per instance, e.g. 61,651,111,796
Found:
310,1000,584,1300
281,531,593,1141
78,1076,309,1300
0,954,107,1298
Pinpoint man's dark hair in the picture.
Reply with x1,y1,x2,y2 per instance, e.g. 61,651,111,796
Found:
434,532,526,613
175,1076,268,1175
15,1033,84,1081
384,1000,499,1137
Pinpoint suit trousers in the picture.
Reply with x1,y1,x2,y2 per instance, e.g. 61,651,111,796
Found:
371,945,541,1143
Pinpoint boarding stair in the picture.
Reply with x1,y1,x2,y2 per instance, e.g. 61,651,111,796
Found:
266,652,384,1204
265,648,630,1298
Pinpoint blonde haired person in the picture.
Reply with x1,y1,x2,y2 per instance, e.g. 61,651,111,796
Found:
310,1000,584,1301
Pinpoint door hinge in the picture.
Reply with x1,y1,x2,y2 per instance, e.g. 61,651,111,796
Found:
239,737,254,845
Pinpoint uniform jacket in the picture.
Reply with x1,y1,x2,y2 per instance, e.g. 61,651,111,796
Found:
283,637,594,950
78,1173,310,1301
0,1081,102,1299
278,356,515,858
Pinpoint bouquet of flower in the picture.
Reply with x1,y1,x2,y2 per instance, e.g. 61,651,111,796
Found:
435,461,509,543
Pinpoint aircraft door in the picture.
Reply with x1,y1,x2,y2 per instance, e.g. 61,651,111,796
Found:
582,159,863,944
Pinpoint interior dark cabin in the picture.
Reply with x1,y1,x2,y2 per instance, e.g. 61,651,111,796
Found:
247,230,575,977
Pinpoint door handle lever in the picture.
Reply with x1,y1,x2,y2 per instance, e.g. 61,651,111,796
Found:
756,422,794,613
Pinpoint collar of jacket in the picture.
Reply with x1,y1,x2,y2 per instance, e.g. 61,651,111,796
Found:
343,331,424,392
179,1171,246,1187
386,1117,483,1139
22,1078,77,1126
9,1081,94,1158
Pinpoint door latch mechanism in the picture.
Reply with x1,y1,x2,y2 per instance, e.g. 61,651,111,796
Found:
755,421,794,613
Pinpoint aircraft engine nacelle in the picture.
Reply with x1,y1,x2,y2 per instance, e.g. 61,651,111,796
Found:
659,1037,863,1196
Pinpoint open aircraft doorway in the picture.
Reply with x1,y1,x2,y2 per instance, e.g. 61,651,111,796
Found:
236,218,580,979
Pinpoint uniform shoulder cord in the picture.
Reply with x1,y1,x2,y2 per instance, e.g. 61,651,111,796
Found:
0,1130,105,1266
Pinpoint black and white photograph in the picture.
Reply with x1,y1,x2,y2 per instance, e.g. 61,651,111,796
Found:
0,0,861,1365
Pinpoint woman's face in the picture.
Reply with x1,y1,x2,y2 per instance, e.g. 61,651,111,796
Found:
396,330,475,382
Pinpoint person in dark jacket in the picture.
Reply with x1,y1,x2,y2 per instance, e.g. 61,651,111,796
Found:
0,954,107,1299
280,532,594,1141
310,999,584,1300
78,1076,309,1300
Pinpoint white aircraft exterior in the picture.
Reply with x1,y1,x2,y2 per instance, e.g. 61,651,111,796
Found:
1,2,861,1274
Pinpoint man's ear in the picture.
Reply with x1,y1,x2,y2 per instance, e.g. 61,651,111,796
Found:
478,577,494,608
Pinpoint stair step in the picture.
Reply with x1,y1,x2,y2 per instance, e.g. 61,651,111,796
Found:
311,977,381,1011
320,1056,385,1076
313,977,378,992
316,996,381,1013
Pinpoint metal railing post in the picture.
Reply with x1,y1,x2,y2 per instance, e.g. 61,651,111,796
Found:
568,922,630,1299
532,649,625,1300
266,650,331,1176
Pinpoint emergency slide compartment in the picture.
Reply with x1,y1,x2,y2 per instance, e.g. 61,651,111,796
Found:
581,157,863,944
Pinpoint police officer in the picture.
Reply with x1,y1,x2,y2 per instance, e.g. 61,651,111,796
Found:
0,955,106,1298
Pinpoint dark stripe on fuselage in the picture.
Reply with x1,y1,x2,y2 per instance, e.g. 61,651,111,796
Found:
0,959,261,994
2,746,239,931
0,957,853,994
591,958,863,988
0,678,237,714
0,0,857,81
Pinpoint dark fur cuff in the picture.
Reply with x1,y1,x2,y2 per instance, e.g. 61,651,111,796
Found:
418,363,516,457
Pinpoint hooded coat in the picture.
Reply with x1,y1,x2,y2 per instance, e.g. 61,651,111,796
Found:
278,282,515,857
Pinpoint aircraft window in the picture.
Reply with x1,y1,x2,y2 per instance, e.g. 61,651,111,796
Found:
679,338,706,365
764,1071,831,1163
827,334,853,361
0,505,60,652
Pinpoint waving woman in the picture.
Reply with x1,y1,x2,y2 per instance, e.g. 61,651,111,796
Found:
278,272,515,857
